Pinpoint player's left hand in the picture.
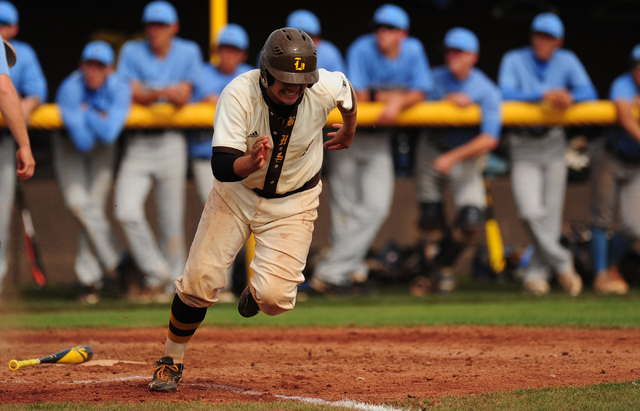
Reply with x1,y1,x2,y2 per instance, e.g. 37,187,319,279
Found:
16,146,35,180
324,123,355,150
432,153,455,175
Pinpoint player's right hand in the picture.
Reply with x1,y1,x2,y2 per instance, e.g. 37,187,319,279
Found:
250,135,272,170
16,146,36,180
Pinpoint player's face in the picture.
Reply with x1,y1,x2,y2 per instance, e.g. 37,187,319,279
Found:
145,22,178,51
445,49,478,80
531,32,562,61
81,61,111,90
217,45,248,75
375,25,406,57
0,24,18,41
266,79,308,106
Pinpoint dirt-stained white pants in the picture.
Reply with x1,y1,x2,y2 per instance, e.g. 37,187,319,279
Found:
175,179,321,316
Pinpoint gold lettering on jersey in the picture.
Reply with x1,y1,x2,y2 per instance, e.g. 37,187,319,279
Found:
294,58,305,71
280,135,289,146
275,152,284,163
287,116,295,127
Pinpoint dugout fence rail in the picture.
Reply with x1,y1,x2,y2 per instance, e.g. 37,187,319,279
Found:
0,101,635,130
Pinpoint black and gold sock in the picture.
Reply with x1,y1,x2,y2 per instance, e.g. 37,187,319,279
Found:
165,293,207,363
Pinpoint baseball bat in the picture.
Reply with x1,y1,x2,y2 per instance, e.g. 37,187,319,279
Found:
15,182,47,288
9,345,93,371
484,178,506,274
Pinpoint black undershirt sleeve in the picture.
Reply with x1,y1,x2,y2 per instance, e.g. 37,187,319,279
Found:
211,151,244,182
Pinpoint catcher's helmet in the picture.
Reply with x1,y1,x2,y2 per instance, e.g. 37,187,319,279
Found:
260,28,318,88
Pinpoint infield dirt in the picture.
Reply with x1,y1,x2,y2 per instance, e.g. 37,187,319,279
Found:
1,326,639,405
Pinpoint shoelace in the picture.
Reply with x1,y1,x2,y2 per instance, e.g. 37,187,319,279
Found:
151,364,179,379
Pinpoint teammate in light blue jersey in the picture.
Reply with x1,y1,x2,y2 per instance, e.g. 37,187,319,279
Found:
415,27,501,293
54,41,133,303
115,1,203,302
0,1,39,298
589,44,640,295
285,9,345,73
189,23,253,204
498,13,596,297
313,4,433,294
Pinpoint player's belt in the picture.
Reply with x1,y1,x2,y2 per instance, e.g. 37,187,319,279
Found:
253,172,320,199
512,126,553,136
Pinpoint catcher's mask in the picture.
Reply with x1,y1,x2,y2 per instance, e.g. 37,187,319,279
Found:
260,27,318,89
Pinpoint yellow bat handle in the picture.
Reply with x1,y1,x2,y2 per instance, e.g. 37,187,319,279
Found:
9,359,39,371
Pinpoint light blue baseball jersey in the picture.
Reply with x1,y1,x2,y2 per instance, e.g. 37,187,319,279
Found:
317,39,345,73
346,34,433,93
189,61,254,159
607,72,640,160
430,66,502,148
498,47,597,102
0,35,8,75
117,37,202,91
192,62,253,102
56,71,132,152
9,39,47,102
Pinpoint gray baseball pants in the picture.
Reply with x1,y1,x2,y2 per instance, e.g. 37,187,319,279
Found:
591,147,640,247
415,134,487,209
115,131,187,289
0,135,15,294
509,127,573,282
314,129,395,286
52,134,123,287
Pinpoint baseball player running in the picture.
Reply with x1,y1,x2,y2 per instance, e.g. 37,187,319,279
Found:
0,0,43,297
415,28,501,293
312,4,432,294
148,27,357,392
114,1,202,301
589,44,640,295
53,41,132,303
498,13,597,296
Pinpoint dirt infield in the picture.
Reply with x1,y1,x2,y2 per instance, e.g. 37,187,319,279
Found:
1,326,639,407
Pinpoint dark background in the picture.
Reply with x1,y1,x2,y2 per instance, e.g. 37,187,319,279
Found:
13,0,640,100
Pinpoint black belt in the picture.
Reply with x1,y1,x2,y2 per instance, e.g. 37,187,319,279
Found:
512,126,552,136
253,172,320,199
128,128,179,136
605,143,640,164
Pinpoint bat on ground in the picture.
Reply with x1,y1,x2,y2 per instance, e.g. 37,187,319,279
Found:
15,182,47,288
9,345,93,371
484,178,506,274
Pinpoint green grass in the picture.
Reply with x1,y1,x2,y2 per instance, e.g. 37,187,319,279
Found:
1,281,640,330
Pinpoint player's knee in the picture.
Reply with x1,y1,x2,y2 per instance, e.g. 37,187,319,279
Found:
254,283,296,317
455,206,485,245
418,202,444,239
114,204,144,225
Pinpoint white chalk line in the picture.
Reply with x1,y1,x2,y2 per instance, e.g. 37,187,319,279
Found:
2,376,407,411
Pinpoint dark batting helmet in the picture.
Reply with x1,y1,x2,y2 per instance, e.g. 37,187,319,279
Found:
260,27,319,88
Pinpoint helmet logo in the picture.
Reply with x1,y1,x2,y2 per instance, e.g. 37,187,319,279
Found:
294,57,306,71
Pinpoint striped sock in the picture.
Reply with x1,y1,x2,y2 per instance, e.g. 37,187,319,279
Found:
165,293,207,364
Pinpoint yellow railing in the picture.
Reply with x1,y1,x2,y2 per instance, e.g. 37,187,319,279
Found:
1,100,631,130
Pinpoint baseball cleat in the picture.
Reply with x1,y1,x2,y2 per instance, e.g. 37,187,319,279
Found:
523,277,550,296
557,270,583,297
238,286,260,318
149,357,183,392
594,267,629,295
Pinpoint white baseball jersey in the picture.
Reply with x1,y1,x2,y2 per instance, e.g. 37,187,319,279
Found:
212,69,354,194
